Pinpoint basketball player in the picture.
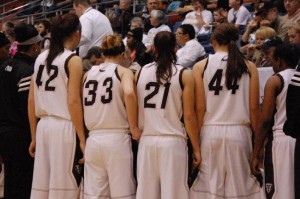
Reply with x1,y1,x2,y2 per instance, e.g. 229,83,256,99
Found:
252,43,300,199
190,23,264,199
83,34,140,199
28,14,85,199
136,31,201,199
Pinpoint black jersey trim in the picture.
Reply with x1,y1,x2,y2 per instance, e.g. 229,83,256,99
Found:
115,66,121,82
202,56,209,79
179,68,187,90
136,68,143,85
275,74,284,97
64,54,76,79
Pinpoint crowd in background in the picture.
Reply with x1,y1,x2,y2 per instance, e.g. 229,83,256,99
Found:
0,0,300,198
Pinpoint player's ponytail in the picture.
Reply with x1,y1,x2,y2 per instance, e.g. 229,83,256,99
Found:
154,31,177,84
211,24,248,89
47,13,81,74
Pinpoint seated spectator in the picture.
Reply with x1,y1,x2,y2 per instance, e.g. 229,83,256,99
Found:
83,46,103,72
123,17,148,46
182,0,213,35
228,0,252,34
110,0,134,38
176,24,206,68
2,22,14,33
241,26,277,67
144,10,171,48
213,7,228,25
283,0,300,23
126,28,153,66
257,1,292,42
140,0,159,33
288,21,300,44
37,20,51,51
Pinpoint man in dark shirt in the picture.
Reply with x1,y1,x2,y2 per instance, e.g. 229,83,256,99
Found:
0,23,41,199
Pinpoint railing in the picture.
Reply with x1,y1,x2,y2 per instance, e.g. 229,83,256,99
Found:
0,0,19,17
1,0,147,25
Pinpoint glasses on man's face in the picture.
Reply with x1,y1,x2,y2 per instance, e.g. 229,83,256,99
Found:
176,32,184,36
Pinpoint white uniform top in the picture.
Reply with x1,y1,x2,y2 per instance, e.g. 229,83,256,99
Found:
203,52,250,125
137,62,186,137
83,63,129,131
273,69,295,132
33,49,74,120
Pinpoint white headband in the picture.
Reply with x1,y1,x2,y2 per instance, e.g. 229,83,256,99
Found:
18,35,42,46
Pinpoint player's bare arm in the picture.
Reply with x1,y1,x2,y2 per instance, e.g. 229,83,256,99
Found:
119,66,141,141
252,75,281,175
28,79,38,158
68,55,86,163
182,69,201,168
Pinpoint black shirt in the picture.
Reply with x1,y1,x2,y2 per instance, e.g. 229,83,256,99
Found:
0,53,35,135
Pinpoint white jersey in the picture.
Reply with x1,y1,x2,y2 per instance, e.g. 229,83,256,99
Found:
33,49,75,120
137,62,186,137
83,63,129,131
203,52,250,125
273,69,296,132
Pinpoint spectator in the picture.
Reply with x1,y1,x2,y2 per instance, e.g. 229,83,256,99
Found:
212,7,228,26
176,24,206,68
123,17,148,45
83,46,103,72
126,28,153,67
242,26,277,67
182,0,213,34
257,1,292,41
37,20,51,51
144,10,171,48
288,21,300,44
227,0,252,33
1,22,14,33
0,23,41,199
283,0,300,23
140,0,159,33
110,0,134,38
73,0,113,57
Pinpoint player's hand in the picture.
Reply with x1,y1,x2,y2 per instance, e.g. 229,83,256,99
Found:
192,150,201,169
79,141,85,164
131,127,142,141
251,156,263,176
29,141,36,158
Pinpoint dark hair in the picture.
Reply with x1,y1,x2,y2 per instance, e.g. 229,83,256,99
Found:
211,23,248,89
273,43,300,69
3,22,14,29
101,34,125,56
38,20,51,32
47,14,81,73
179,24,195,39
192,0,207,9
154,31,177,84
85,46,102,59
14,23,39,52
73,0,91,7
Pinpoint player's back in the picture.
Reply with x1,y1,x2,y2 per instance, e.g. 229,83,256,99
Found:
137,62,186,137
203,52,250,125
33,49,74,120
83,63,129,131
273,68,296,133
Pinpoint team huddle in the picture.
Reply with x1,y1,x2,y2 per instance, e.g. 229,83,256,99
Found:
0,5,300,199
